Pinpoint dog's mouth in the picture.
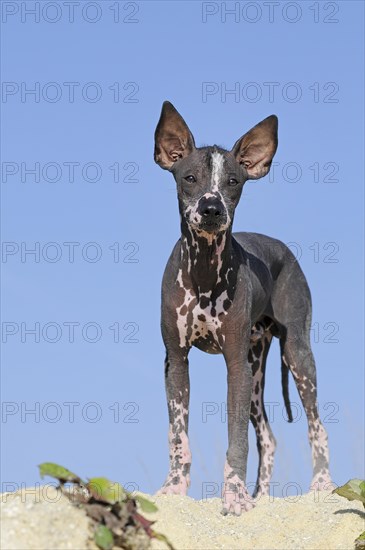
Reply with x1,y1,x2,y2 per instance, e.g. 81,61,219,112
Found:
198,220,222,233
196,217,229,234
186,210,229,234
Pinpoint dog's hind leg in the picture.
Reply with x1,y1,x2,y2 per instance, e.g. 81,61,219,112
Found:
271,253,333,491
280,332,333,491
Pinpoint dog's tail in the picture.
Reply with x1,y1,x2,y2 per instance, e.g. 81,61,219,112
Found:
281,358,293,423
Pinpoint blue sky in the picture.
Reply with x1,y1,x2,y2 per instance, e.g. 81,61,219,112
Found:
1,1,364,500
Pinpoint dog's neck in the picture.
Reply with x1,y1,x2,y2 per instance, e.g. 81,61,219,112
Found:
179,216,234,295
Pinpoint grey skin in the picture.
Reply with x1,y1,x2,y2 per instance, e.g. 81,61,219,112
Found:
154,101,333,515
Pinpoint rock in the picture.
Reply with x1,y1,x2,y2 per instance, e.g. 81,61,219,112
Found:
1,486,96,549
1,487,364,550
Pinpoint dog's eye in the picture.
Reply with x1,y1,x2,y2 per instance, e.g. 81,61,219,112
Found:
228,178,238,186
184,175,196,184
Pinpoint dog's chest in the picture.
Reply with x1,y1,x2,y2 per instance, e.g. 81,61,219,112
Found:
176,271,232,353
190,301,225,353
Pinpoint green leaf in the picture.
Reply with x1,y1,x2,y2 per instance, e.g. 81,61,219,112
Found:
38,463,81,483
355,531,365,550
332,479,365,505
94,525,114,550
87,477,126,504
135,494,158,513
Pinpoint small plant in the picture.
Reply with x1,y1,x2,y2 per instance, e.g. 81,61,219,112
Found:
39,462,174,550
332,479,365,550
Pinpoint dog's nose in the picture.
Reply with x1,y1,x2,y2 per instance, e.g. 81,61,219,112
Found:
199,198,223,220
203,204,222,218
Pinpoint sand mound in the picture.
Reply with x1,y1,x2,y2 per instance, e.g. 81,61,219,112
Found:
1,486,364,550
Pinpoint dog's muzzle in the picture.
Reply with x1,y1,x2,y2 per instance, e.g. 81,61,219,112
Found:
197,196,227,233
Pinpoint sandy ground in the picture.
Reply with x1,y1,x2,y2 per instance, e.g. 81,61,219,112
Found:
1,486,364,550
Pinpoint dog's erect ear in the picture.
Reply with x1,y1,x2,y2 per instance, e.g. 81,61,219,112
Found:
154,101,196,170
231,115,278,180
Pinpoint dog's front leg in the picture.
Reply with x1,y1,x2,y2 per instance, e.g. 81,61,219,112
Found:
157,349,191,495
222,337,255,515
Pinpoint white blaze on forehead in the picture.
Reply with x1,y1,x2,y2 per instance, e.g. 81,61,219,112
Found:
211,151,224,192
210,151,231,229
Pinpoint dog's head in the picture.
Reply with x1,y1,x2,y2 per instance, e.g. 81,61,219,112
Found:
154,101,278,236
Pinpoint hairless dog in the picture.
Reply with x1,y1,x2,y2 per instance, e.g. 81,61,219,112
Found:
154,102,333,515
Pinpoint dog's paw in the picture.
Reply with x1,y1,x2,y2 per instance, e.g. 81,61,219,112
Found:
221,482,255,515
221,461,255,515
155,471,190,496
310,472,335,492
